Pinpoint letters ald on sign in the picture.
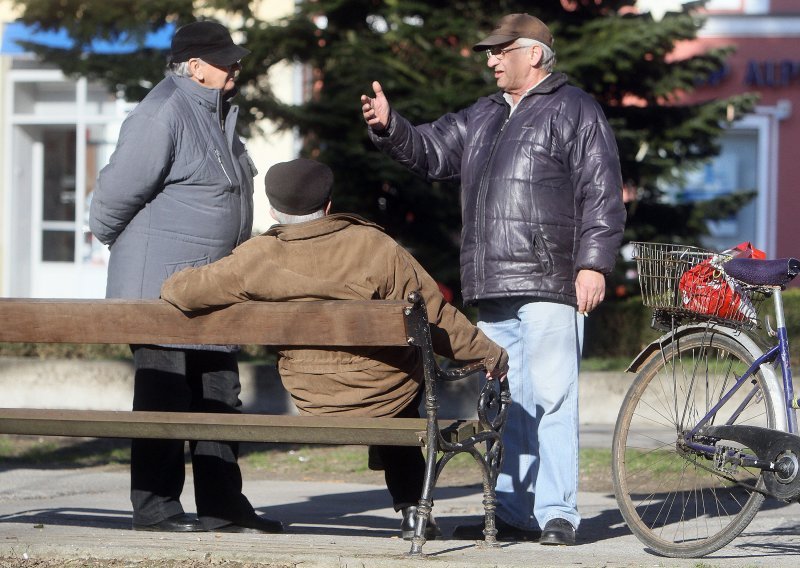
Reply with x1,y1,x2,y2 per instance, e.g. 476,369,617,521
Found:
697,61,800,89
744,60,800,88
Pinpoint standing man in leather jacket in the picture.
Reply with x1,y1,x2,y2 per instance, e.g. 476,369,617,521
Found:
90,21,281,534
360,13,626,545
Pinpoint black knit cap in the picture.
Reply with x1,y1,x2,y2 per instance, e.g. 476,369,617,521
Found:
265,159,334,215
170,21,250,66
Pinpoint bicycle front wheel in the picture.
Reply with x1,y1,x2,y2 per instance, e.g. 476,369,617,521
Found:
612,329,777,558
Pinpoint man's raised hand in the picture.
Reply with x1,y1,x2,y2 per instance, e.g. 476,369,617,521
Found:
360,80,390,131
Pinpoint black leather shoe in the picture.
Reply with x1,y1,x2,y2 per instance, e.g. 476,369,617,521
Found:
132,513,205,532
213,515,283,534
401,506,442,541
540,518,576,546
452,517,541,541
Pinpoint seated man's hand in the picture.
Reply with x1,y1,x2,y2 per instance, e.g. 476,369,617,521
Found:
486,369,508,382
486,349,509,382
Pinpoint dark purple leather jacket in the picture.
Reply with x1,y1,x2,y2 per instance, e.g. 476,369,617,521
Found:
369,72,626,305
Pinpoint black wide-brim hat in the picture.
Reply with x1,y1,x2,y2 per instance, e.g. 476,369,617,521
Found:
170,20,250,66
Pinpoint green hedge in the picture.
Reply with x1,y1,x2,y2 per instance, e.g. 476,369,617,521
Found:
584,296,659,360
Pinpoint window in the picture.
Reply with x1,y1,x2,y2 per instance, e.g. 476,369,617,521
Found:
664,129,761,252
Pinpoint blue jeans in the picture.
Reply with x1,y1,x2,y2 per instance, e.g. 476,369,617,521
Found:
478,299,583,531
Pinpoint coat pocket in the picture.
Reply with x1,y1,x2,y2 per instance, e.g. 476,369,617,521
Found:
163,255,210,279
208,146,234,191
531,230,554,275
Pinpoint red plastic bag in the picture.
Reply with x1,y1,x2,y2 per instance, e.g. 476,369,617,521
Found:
679,264,742,319
724,241,766,260
678,242,763,321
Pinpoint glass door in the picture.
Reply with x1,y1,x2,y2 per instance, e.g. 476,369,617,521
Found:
30,123,114,298
41,127,78,262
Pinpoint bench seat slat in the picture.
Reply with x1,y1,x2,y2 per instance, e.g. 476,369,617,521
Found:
0,408,478,446
0,299,411,347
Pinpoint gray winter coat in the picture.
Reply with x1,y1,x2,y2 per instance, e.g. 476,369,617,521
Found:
90,74,255,300
369,72,626,306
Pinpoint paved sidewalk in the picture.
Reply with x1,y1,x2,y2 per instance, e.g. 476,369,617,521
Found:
1,467,798,567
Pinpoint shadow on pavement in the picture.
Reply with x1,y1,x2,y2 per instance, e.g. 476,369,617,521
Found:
0,482,632,547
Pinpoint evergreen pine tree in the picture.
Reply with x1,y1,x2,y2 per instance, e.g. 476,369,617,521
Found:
12,0,757,299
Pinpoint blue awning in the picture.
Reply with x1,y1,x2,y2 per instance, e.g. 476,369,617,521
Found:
1,21,173,55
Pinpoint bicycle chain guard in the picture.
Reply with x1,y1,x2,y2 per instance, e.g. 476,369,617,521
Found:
703,424,800,501
762,435,800,500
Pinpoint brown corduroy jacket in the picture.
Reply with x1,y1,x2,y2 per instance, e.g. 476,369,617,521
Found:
161,213,508,417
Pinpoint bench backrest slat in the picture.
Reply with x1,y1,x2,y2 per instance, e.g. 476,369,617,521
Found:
0,299,412,347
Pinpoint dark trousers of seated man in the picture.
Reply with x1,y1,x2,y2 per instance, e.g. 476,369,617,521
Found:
367,389,426,511
130,346,257,528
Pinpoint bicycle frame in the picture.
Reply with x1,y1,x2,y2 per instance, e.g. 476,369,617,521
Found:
681,288,798,460
615,244,800,557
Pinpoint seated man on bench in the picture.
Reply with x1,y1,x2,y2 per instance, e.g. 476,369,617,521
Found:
161,158,508,540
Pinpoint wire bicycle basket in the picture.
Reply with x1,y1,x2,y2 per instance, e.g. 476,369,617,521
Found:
630,242,767,329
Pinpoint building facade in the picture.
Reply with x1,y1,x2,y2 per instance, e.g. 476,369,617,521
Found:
668,0,800,258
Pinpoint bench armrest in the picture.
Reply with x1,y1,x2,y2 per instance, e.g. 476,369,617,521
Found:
436,361,486,382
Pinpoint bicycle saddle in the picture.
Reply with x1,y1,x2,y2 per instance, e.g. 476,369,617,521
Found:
723,257,800,287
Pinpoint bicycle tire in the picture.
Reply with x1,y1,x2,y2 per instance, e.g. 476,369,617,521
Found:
612,329,777,558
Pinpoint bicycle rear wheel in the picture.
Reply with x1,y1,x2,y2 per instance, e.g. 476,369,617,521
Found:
612,329,777,558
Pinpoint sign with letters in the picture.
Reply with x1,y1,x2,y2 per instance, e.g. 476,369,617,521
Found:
744,60,800,88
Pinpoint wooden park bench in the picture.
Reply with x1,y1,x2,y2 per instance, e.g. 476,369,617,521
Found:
0,291,510,555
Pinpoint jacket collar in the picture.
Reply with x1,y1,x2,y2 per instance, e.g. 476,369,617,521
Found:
172,74,221,111
172,73,237,110
172,74,240,135
265,213,383,241
488,71,569,105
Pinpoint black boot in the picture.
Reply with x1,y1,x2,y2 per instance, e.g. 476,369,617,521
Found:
400,506,442,540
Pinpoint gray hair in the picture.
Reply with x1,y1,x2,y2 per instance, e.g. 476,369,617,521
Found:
515,38,556,72
169,59,201,77
270,208,327,225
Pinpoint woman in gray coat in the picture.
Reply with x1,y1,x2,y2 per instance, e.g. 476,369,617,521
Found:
90,21,280,534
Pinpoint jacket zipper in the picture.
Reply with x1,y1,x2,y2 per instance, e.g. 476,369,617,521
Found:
473,108,510,294
214,148,234,189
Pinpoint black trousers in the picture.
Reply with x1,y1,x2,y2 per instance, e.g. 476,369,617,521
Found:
130,346,256,528
369,390,426,511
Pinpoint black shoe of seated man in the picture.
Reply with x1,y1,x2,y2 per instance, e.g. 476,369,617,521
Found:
214,514,284,534
400,506,442,541
540,518,576,546
452,516,541,541
132,513,205,532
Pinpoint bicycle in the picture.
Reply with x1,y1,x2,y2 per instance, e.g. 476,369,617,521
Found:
611,241,800,558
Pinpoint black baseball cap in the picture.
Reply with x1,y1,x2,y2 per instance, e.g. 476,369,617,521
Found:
170,21,250,66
